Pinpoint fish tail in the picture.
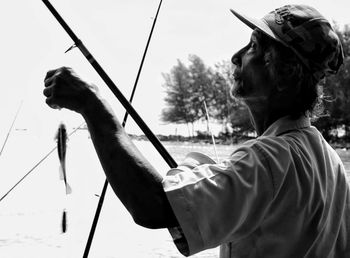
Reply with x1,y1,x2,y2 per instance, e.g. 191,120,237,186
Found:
59,165,64,180
65,183,72,195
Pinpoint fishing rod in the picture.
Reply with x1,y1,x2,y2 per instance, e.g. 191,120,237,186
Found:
42,0,177,168
203,100,219,162
83,1,164,257
0,100,23,157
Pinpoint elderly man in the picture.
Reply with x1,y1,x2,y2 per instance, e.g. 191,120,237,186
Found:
43,4,349,258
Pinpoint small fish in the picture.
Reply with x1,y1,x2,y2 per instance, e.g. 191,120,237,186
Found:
56,123,72,195
62,209,67,233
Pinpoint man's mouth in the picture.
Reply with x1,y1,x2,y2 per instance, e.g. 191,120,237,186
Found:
230,71,244,97
232,70,242,81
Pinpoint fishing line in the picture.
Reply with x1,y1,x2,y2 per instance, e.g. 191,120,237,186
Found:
0,100,24,157
203,100,219,162
0,122,86,203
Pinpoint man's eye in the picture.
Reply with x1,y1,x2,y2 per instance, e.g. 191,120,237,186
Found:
250,42,257,50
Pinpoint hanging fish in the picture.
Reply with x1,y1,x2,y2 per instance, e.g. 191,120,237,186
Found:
62,208,67,233
56,122,72,194
55,122,72,234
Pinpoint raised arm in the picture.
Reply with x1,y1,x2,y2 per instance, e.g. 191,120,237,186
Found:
43,67,178,229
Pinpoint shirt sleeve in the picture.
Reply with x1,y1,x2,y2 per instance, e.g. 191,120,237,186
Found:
162,144,274,256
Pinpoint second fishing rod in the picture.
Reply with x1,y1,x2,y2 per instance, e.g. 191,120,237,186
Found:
80,0,166,257
42,0,177,169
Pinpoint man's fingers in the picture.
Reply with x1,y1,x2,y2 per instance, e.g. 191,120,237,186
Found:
44,87,62,110
43,86,52,97
44,67,75,87
45,94,54,107
44,76,54,87
45,69,58,81
45,96,61,109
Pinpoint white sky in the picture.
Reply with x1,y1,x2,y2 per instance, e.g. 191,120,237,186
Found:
1,0,350,138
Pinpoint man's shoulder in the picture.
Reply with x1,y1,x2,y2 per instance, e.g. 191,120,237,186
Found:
233,135,296,173
239,135,291,154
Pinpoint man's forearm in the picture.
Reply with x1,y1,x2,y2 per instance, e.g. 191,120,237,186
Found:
81,95,178,228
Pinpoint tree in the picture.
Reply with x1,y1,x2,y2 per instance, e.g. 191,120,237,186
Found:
187,55,215,120
161,55,216,136
211,61,233,122
161,60,196,136
313,24,350,142
161,56,254,138
212,60,253,135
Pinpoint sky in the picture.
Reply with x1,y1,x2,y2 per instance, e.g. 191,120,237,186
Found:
1,0,350,139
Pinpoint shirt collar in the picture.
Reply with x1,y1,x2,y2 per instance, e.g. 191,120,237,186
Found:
261,115,311,137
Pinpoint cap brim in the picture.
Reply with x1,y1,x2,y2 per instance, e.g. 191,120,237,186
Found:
230,9,284,45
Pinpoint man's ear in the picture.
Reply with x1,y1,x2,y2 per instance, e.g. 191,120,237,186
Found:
275,64,304,94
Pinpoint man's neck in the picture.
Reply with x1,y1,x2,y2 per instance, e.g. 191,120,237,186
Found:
244,98,285,136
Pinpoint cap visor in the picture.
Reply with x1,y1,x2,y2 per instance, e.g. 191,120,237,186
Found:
230,9,283,44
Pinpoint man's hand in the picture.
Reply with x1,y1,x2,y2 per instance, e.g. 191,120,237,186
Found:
43,67,98,113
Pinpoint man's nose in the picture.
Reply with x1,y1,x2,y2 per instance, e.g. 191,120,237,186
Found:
231,47,245,66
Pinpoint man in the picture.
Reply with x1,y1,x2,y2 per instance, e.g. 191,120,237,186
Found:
43,4,350,258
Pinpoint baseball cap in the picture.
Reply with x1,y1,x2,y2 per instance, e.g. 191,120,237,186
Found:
230,5,344,81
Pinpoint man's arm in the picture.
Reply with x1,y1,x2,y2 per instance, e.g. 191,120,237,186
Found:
43,67,178,229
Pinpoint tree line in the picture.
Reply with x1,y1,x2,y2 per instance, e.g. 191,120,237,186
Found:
161,25,350,145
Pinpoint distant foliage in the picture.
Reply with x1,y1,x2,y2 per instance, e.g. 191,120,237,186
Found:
313,24,350,144
212,61,253,135
161,56,216,136
161,60,195,125
161,55,252,137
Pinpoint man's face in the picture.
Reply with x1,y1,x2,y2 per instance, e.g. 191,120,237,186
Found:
230,30,273,101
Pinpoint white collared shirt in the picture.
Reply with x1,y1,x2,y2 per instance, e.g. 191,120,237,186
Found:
162,116,350,257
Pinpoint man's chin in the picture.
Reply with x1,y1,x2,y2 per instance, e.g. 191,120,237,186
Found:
230,84,246,99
